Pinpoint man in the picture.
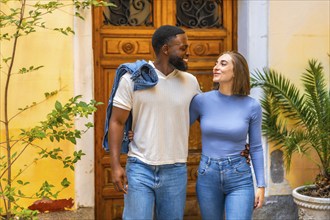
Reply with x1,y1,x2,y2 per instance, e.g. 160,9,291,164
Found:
108,25,200,219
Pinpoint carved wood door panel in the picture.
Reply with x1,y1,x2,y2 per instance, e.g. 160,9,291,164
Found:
93,1,237,219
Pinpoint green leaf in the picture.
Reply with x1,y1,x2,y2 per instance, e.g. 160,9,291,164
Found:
55,101,62,111
61,178,70,188
67,137,76,144
2,56,12,63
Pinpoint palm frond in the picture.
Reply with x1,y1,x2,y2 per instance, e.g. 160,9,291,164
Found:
259,89,288,147
301,60,330,156
252,68,309,126
282,129,313,171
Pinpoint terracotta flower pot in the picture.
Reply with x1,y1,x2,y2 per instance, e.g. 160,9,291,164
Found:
292,185,330,220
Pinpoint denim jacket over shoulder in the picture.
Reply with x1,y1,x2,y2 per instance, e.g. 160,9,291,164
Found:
102,60,158,153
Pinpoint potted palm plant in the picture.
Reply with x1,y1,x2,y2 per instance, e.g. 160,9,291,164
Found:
251,59,330,219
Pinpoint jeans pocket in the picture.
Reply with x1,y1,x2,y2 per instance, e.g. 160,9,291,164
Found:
197,159,209,176
174,162,186,167
234,160,251,174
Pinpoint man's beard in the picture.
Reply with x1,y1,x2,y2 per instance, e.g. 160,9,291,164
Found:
169,55,188,71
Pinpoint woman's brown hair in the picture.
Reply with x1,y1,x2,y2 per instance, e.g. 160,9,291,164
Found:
222,51,251,96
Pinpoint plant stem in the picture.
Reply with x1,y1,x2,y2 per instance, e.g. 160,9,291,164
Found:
0,142,30,180
3,0,26,217
8,87,64,123
0,181,8,218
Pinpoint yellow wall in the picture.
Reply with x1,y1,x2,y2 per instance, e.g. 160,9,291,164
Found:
269,1,330,188
0,1,75,210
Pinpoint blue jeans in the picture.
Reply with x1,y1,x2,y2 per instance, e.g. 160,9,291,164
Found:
123,157,187,220
196,154,255,220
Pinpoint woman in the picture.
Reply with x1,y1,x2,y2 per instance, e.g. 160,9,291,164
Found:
190,51,265,220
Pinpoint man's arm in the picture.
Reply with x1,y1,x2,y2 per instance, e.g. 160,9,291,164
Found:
109,106,131,193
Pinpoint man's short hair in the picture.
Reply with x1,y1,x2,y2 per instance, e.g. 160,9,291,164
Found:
152,25,185,55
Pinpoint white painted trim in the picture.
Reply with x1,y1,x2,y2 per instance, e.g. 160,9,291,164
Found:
238,0,269,71
73,8,95,207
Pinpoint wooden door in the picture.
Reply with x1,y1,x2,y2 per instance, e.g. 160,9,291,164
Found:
93,1,237,219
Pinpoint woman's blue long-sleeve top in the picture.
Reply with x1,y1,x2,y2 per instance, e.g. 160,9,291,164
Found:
189,90,266,187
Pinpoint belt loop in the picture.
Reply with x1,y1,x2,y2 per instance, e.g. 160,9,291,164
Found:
228,157,232,164
207,156,211,166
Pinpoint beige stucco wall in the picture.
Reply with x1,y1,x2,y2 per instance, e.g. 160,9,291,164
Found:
0,1,76,209
268,0,330,191
269,1,329,80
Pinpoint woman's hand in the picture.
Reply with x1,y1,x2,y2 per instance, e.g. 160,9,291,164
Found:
240,143,251,165
254,187,265,209
128,130,134,141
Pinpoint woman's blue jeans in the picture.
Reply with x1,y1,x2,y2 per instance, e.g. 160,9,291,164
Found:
123,157,187,220
196,154,255,220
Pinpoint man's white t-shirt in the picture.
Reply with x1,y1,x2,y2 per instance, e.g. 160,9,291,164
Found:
113,61,200,165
